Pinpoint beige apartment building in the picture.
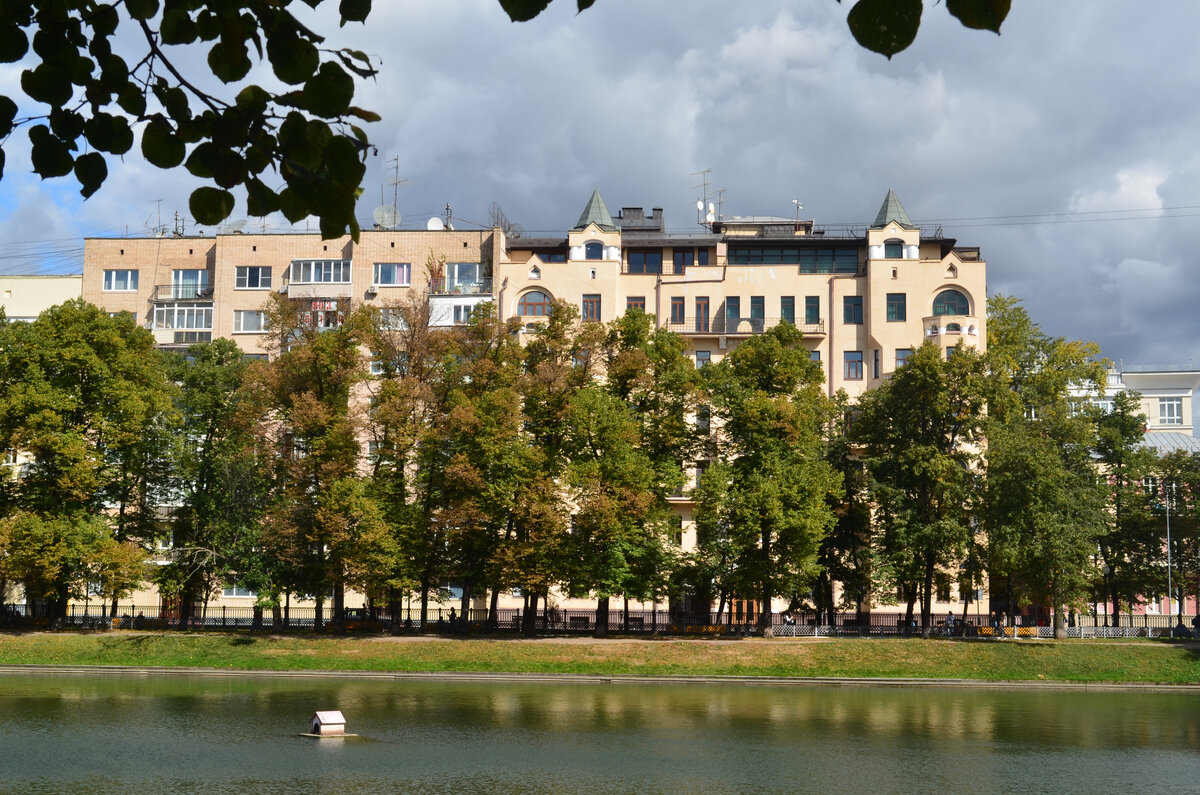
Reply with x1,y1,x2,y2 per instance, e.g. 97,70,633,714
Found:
0,274,83,321
79,189,987,618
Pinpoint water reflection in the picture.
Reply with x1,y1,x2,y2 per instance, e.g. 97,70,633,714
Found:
2,674,1199,794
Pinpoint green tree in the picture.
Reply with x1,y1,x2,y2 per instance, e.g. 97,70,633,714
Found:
696,323,841,634
982,295,1108,638
0,300,175,623
1093,391,1160,626
1156,449,1200,626
855,341,986,636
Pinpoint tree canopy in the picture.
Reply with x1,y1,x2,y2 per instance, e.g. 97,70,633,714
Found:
3,1,1008,238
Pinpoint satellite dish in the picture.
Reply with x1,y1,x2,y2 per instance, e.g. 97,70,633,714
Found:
705,211,715,223
426,217,445,231
696,199,704,211
708,202,715,213
373,205,399,229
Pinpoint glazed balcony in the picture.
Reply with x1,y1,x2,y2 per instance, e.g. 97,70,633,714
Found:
664,315,826,337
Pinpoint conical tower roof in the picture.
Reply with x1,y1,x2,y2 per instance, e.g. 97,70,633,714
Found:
871,188,916,229
573,189,617,231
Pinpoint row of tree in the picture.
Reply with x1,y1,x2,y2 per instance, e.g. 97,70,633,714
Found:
1,295,1195,637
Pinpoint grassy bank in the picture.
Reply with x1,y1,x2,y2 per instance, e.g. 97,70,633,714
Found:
2,632,1199,684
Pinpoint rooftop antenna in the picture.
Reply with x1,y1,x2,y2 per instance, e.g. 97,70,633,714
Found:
372,204,399,230
793,199,804,222
691,169,712,229
385,157,409,211
445,203,453,229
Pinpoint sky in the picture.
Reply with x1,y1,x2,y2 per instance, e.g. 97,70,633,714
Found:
1,1,1198,373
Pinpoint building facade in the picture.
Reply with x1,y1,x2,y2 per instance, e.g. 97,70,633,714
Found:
0,274,83,321
79,190,988,618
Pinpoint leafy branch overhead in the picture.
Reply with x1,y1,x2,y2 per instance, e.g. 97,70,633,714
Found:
1,0,379,238
1,0,1008,240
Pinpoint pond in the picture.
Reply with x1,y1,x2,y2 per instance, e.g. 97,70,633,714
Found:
1,673,1198,794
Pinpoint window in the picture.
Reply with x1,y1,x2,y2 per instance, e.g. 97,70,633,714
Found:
627,296,646,312
884,239,904,259
805,296,819,325
896,348,913,368
843,296,863,324
1092,398,1114,414
529,266,541,280
1160,397,1184,425
367,440,380,463
696,297,710,332
372,262,411,286
582,294,601,322
448,262,480,291
695,350,711,367
537,251,566,263
725,296,740,322
290,259,351,284
235,266,272,289
103,269,139,292
780,296,795,324
370,351,408,377
585,242,603,260
517,290,553,316
627,249,662,274
844,351,863,380
172,269,209,298
453,305,473,325
750,296,765,320
671,515,684,547
222,586,256,598
673,250,693,272
670,297,685,324
233,310,268,333
886,293,906,322
698,248,709,265
810,350,821,363
873,349,880,379
945,322,962,334
728,247,856,273
153,304,213,330
108,311,136,323
933,289,970,316
696,405,711,433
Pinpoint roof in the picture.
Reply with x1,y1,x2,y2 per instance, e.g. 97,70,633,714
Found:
312,711,346,724
1138,432,1200,454
573,190,617,231
871,189,916,230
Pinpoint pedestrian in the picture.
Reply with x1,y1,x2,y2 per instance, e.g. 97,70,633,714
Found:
1192,614,1199,640
946,611,955,636
1001,611,1008,639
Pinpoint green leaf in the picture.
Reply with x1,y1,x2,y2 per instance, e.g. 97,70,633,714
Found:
245,178,280,217
0,149,5,181
347,106,381,123
29,125,74,178
0,24,29,63
0,95,18,136
125,0,160,21
21,62,73,106
847,0,922,59
301,62,354,118
117,84,147,116
946,0,1010,33
499,0,553,22
161,9,198,44
141,118,186,168
73,152,107,198
235,84,271,111
268,35,319,85
49,107,84,143
208,40,252,84
189,186,235,225
577,0,595,11
87,4,120,37
85,112,134,154
339,0,371,24
277,187,307,223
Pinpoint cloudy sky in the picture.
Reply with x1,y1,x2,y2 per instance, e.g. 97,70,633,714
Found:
1,1,1198,372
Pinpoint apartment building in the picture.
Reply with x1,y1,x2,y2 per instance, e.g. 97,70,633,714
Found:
0,274,83,321
79,189,987,617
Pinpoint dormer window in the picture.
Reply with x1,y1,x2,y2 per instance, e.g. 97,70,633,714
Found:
529,266,541,280
585,242,603,260
884,239,904,259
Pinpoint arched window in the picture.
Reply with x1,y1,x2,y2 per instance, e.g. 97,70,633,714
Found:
517,290,553,316
945,323,962,334
884,239,904,259
932,289,970,316
585,242,603,260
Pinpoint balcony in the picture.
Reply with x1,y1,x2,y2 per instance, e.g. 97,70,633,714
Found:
152,284,213,302
923,315,979,338
283,281,353,299
428,277,493,296
665,316,826,337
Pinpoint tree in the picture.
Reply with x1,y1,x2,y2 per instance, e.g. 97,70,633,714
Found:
1093,390,1160,625
3,2,1008,235
981,295,1107,638
503,0,1011,58
1156,449,1200,626
0,300,175,623
156,339,272,630
855,341,986,637
696,323,841,635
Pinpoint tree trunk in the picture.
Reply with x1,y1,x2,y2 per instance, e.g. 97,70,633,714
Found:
271,604,282,633
459,580,472,633
487,586,501,632
314,597,324,631
419,577,430,630
177,586,194,631
522,592,537,636
252,604,263,631
332,582,345,633
920,555,934,638
389,587,402,636
622,596,629,633
1110,585,1121,627
1053,604,1067,640
594,595,609,638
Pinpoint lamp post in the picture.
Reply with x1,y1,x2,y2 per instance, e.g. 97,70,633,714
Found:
1163,480,1177,626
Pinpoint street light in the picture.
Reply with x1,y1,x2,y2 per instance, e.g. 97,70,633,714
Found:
1162,480,1176,627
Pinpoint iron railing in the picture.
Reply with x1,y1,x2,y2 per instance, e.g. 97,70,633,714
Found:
664,316,825,335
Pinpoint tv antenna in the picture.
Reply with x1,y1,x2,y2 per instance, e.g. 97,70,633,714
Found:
793,199,804,221
383,157,409,212
691,169,721,228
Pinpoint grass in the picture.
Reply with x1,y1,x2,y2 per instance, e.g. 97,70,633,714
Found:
1,632,1199,684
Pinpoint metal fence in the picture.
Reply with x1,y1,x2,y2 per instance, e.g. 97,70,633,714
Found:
3,602,1196,639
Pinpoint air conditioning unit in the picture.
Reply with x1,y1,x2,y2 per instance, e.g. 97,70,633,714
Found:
365,285,378,296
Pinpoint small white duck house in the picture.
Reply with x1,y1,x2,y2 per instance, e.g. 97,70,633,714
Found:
309,710,346,736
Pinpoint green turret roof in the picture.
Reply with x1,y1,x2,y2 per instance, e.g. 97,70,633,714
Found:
871,189,916,230
573,189,617,231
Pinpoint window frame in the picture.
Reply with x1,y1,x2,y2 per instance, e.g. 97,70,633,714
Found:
843,296,863,325
1160,397,1184,425
102,269,139,292
235,266,272,290
844,351,864,380
372,262,411,287
932,289,970,317
886,292,906,322
516,290,553,317
232,310,268,333
670,296,685,324
581,294,601,322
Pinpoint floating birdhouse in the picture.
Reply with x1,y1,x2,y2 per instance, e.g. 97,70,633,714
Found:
309,710,346,736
